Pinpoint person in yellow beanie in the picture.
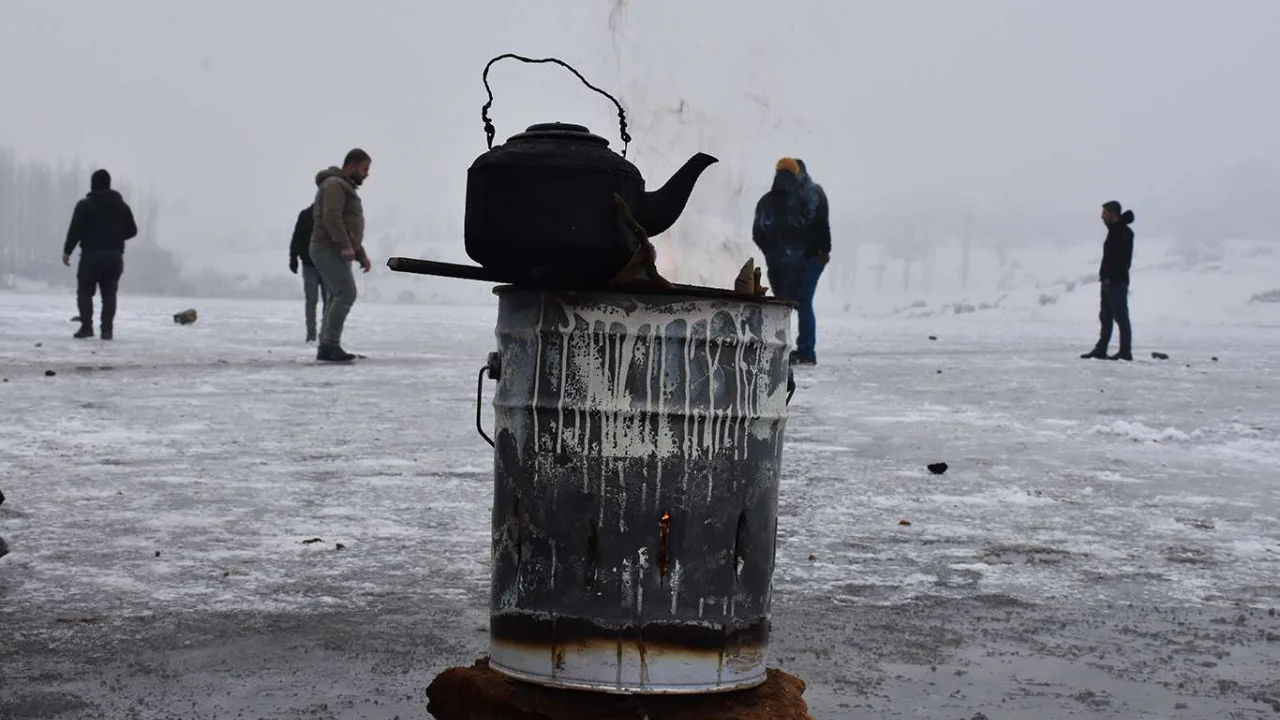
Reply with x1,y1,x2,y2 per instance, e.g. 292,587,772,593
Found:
752,157,831,365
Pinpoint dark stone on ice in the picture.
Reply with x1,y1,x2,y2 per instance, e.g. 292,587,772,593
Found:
1151,352,1170,360
928,462,949,475
1212,357,1219,362
929,335,938,341
44,370,56,377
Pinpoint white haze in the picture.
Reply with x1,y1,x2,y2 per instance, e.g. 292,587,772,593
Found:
3,0,1280,301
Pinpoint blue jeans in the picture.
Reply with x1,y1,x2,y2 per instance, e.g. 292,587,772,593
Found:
1095,280,1131,354
765,249,804,302
795,257,825,359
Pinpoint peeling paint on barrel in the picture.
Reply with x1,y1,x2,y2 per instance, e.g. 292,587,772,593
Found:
487,288,791,694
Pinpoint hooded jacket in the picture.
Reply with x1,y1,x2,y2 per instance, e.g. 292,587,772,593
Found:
63,189,138,256
1099,209,1136,284
309,167,365,257
752,166,831,258
290,204,315,267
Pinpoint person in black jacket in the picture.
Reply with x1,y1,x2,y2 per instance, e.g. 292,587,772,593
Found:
1082,201,1136,361
752,157,832,365
289,203,328,342
62,169,138,340
0,487,8,560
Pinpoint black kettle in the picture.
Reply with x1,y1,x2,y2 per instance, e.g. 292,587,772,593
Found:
464,54,719,286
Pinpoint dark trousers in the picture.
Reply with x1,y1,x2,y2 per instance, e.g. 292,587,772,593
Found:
77,251,124,331
765,248,805,302
1094,280,1132,354
310,245,358,347
766,249,825,360
301,264,329,337
795,256,826,359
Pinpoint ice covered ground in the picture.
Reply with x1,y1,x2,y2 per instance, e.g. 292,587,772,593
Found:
2,286,1279,719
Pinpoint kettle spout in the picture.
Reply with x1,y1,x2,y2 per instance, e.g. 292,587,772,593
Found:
637,152,719,236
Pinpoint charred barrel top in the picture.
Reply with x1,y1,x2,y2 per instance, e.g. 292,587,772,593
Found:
487,288,792,694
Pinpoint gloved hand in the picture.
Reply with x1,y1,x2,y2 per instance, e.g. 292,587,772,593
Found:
289,257,299,274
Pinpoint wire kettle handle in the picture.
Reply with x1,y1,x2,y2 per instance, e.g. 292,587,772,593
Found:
480,53,632,157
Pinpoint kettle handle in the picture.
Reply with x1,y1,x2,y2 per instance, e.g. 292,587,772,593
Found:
481,54,632,158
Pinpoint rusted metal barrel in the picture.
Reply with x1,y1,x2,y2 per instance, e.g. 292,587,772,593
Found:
479,287,793,694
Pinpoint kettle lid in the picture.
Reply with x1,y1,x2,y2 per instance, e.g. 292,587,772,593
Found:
507,122,610,148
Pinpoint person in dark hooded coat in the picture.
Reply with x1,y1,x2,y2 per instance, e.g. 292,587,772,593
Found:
752,157,831,365
289,203,328,343
62,169,138,340
1082,200,1136,361
0,487,7,559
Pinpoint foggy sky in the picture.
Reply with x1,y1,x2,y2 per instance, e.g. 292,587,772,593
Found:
3,0,1279,264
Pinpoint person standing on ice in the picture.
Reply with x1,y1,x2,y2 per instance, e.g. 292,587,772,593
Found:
288,203,328,343
752,157,831,365
310,149,373,362
0,487,8,559
1082,201,1136,361
61,169,138,340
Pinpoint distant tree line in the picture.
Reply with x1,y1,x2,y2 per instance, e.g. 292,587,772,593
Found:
0,146,182,294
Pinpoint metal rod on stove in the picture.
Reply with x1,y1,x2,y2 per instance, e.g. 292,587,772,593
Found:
385,257,518,283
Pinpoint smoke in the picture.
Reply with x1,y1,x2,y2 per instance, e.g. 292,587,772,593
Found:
603,9,791,287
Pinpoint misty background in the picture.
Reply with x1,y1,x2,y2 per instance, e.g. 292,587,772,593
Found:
3,0,1280,308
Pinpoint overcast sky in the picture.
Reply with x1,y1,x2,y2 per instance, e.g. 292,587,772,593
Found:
3,0,1279,258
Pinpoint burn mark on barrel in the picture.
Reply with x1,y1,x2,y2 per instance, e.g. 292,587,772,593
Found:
552,632,566,674
513,496,525,585
585,520,600,592
637,635,650,686
732,511,748,587
490,612,770,656
615,632,623,686
658,510,671,580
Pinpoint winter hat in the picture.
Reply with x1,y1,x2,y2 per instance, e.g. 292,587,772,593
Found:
775,157,801,177
90,169,111,191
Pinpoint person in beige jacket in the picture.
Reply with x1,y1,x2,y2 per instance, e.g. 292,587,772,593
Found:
309,148,372,362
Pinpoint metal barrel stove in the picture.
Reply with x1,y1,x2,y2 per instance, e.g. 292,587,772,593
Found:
476,286,794,694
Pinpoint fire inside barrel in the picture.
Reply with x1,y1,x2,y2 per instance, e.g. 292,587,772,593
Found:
487,287,792,694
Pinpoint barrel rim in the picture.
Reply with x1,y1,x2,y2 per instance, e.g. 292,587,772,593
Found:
492,283,797,307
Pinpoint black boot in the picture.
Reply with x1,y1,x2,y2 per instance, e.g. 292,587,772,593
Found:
1109,350,1133,361
305,331,317,343
101,326,113,341
74,325,94,339
316,344,356,362
1080,348,1107,359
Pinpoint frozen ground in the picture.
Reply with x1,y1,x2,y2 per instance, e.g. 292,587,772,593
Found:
2,288,1279,719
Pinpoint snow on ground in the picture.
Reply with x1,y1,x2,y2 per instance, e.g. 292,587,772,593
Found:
2,287,1279,718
